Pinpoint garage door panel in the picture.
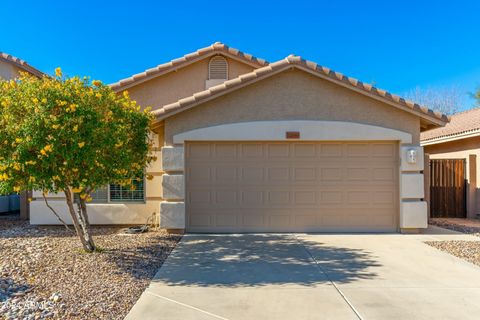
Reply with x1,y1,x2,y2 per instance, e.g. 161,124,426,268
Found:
373,168,396,181
320,168,343,181
215,214,238,227
213,143,237,158
294,214,318,227
269,214,292,228
373,191,395,204
346,143,371,157
240,167,265,182
372,143,396,157
267,143,291,157
293,167,318,181
242,213,266,227
214,166,238,181
319,143,343,157
346,167,371,181
187,166,212,183
189,213,212,228
267,191,291,205
241,190,264,207
187,143,212,158
320,191,343,204
215,189,237,205
188,189,212,205
241,143,265,158
267,167,291,181
186,141,398,233
293,143,317,157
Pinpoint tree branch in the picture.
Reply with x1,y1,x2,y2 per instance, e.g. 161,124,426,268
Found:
42,193,72,232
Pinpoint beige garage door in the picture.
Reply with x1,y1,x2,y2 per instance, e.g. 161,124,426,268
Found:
186,141,398,233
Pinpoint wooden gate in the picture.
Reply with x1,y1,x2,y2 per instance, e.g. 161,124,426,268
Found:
430,159,466,218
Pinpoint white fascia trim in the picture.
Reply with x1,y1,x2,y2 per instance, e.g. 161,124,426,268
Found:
421,129,480,146
173,120,412,144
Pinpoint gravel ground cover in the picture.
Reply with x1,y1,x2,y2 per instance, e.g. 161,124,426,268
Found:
426,218,480,268
0,216,180,320
426,240,480,267
429,218,480,236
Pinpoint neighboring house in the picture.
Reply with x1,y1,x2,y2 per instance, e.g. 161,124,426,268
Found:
30,42,448,233
421,108,480,219
0,52,44,218
0,52,44,80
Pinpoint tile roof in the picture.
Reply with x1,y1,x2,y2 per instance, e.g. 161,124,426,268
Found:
110,42,269,91
0,52,45,78
421,107,480,143
152,55,449,126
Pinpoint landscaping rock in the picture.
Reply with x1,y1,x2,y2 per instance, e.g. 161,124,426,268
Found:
0,219,180,319
426,218,480,268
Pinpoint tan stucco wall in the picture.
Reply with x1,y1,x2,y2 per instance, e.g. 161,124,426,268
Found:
126,57,255,111
29,132,164,225
164,69,421,146
0,61,22,80
424,136,480,218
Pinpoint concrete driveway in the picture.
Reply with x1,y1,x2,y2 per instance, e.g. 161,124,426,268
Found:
126,227,480,320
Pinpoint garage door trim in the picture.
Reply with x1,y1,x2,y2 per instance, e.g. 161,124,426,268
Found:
173,120,412,144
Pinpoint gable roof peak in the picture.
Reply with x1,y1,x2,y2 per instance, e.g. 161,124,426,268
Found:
285,54,302,63
153,55,449,127
110,42,268,91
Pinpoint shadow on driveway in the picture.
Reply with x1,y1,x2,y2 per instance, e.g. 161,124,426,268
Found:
152,234,380,288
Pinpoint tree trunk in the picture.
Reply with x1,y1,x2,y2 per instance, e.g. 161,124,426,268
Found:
64,188,96,252
77,197,95,251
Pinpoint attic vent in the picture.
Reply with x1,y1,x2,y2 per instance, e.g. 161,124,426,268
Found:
209,56,228,80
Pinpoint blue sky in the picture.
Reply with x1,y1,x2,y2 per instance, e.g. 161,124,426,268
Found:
2,0,479,109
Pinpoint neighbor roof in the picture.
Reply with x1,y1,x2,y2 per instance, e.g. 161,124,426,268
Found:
0,52,45,78
110,42,269,91
152,55,449,127
421,108,480,145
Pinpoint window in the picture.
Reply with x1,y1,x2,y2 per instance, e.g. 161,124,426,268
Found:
209,56,228,80
74,187,108,203
109,179,145,202
89,187,109,203
74,178,145,203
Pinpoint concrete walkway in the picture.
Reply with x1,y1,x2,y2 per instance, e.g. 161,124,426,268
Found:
126,227,480,320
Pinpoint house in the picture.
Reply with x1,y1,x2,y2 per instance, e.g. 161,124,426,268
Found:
1,52,45,219
421,108,480,219
0,52,44,80
29,42,449,233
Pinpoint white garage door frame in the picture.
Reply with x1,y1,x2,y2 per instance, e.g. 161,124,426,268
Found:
173,121,413,145
160,121,427,232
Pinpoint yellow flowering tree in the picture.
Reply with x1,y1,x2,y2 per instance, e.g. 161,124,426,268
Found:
0,69,153,252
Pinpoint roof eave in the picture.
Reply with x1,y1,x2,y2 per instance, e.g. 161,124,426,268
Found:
0,56,45,78
421,129,480,146
293,65,448,128
153,62,449,127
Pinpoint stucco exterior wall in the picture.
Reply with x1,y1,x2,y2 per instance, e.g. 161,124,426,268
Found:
126,57,255,111
29,133,164,225
0,61,22,80
424,136,480,218
164,69,421,146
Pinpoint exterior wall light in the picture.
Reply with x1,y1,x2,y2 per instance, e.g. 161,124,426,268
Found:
407,149,418,164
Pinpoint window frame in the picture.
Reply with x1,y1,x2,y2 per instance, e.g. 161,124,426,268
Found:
76,177,146,204
108,177,146,203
